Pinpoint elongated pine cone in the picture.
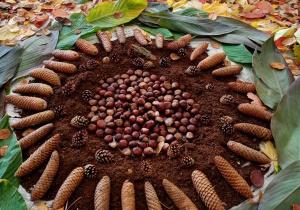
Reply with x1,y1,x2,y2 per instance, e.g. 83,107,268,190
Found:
234,123,272,140
15,134,60,177
214,156,253,198
155,33,164,49
71,130,88,148
43,60,77,74
212,65,243,76
62,80,76,96
84,164,97,179
190,42,208,61
52,49,79,61
115,26,126,44
133,57,145,68
96,31,112,52
70,116,88,128
143,61,154,70
191,170,225,210
134,28,148,46
145,181,162,210
220,94,234,105
238,103,272,121
52,167,84,210
140,160,153,177
162,179,198,210
86,60,99,70
185,66,200,76
227,141,271,164
13,83,53,96
75,38,98,56
12,110,55,129
6,95,47,111
31,150,59,201
167,34,192,51
181,156,195,167
110,52,121,63
95,149,113,164
197,52,226,70
82,90,92,101
54,105,67,117
29,68,61,86
221,124,234,135
228,81,256,93
121,180,136,210
18,123,54,150
94,176,111,210
167,143,181,158
219,116,233,125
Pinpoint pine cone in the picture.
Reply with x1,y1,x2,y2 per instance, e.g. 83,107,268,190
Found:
227,141,271,164
53,105,67,117
190,42,208,61
18,123,54,150
145,181,162,210
140,160,153,177
15,134,60,177
71,130,88,148
62,80,76,96
221,124,234,135
94,176,111,210
214,156,253,198
234,123,272,140
167,143,181,158
6,95,47,111
79,64,87,71
121,180,136,210
133,57,145,68
84,164,97,179
82,90,92,102
162,179,198,210
191,170,225,210
159,57,169,67
155,33,164,49
200,115,210,125
52,49,79,61
86,60,99,70
178,48,187,57
212,65,243,76
70,116,89,128
95,149,113,164
228,81,256,93
13,83,54,96
31,150,59,201
167,34,192,51
43,60,77,74
205,83,214,91
185,66,200,76
52,167,84,210
220,94,234,105
143,61,154,70
29,68,61,86
238,103,272,121
11,110,55,129
134,28,148,46
96,31,112,52
197,52,226,70
181,156,195,167
219,116,233,125
110,52,121,63
115,26,126,44
127,48,135,58
75,38,98,56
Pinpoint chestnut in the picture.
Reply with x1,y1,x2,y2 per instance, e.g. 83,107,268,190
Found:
143,147,154,156
179,126,187,134
174,133,183,141
157,136,166,142
104,128,114,135
108,141,117,149
122,147,132,156
132,147,143,156
118,140,128,149
97,120,106,129
96,129,104,137
186,132,195,140
162,143,169,152
115,133,123,141
180,118,189,126
189,118,198,125
104,135,113,143
88,124,97,132
139,142,147,149
166,134,175,142
145,120,155,129
87,112,95,119
141,128,150,135
129,140,138,147
132,131,140,139
124,127,133,134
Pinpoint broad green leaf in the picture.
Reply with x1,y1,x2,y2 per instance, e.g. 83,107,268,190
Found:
74,0,89,3
0,88,5,119
139,25,173,38
258,160,300,210
173,7,208,17
212,34,261,50
222,44,252,64
0,179,26,210
294,45,300,63
0,115,22,187
232,202,258,210
56,13,93,50
86,0,147,28
142,2,171,13
271,78,300,169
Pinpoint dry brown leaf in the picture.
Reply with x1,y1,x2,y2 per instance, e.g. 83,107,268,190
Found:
170,53,181,61
34,15,49,28
105,31,112,39
36,33,42,36
247,93,267,110
42,28,52,36
231,4,241,10
22,128,35,137
224,59,231,66
258,190,263,202
260,163,271,169
282,37,296,46
20,78,28,85
293,204,300,210
5,42,20,46
211,42,221,49
156,141,164,155
209,12,217,20
51,8,69,18
35,201,50,210
0,146,8,157
269,62,285,70
0,129,11,140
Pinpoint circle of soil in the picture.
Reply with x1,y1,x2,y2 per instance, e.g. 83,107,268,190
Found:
17,37,269,210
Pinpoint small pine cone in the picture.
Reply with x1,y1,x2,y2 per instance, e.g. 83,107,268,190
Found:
185,66,200,76
29,68,61,86
6,95,47,111
75,38,98,56
221,124,234,135
31,150,59,201
15,134,60,177
227,141,271,164
115,26,126,44
197,52,226,70
84,164,97,179
167,34,192,51
234,123,272,140
178,48,187,57
11,110,55,129
219,116,233,125
155,33,164,49
62,80,76,96
79,64,87,71
191,170,225,210
52,167,84,210
95,149,113,164
143,61,154,70
181,156,195,167
205,83,214,91
134,28,148,46
94,176,111,210
53,105,67,117
190,42,208,61
86,60,99,70
18,123,54,150
52,49,79,61
133,57,145,68
110,52,121,63
167,143,181,158
238,103,272,121
162,179,198,210
13,83,54,96
200,115,210,125
159,57,169,67
96,31,112,52
70,116,89,128
214,156,253,198
43,60,77,74
140,161,153,177
121,180,136,210
220,94,234,105
228,81,256,93
82,90,92,102
127,48,135,58
145,181,162,210
212,65,243,77
71,130,88,148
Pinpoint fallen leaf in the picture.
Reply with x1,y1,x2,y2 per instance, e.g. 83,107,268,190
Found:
114,13,123,19
211,42,220,49
170,53,181,60
255,1,274,14
224,59,231,66
34,15,49,28
74,30,81,35
35,201,50,210
105,31,112,39
269,62,285,70
0,25,19,41
260,163,271,169
0,129,11,140
20,78,28,85
0,146,8,157
203,1,229,16
55,17,71,26
156,141,164,155
260,141,279,171
51,8,69,18
247,93,267,110
249,198,256,203
22,128,34,137
209,12,217,20
258,190,263,202
36,33,42,36
240,10,266,19
282,37,296,46
250,169,264,187
42,28,52,36
293,204,300,210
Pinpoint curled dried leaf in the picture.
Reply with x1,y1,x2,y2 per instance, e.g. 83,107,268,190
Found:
0,146,8,157
211,42,221,49
156,141,164,155
20,78,28,85
42,28,52,36
170,53,181,61
224,59,231,66
247,93,267,110
0,129,11,140
269,62,285,70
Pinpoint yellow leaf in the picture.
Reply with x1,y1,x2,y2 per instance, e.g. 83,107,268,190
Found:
167,0,174,6
203,1,229,16
260,141,279,171
274,26,298,41
172,0,187,9
35,201,49,210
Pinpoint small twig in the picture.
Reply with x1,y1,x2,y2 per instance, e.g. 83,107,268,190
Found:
159,201,172,209
66,196,83,210
131,44,157,60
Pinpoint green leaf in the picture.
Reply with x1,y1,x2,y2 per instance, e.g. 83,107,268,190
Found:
86,0,147,28
222,44,252,64
144,2,171,13
271,78,300,169
258,160,300,210
0,88,5,119
173,7,208,17
212,34,261,50
0,115,22,188
294,45,300,63
74,0,89,3
139,25,173,38
232,202,258,210
0,179,27,210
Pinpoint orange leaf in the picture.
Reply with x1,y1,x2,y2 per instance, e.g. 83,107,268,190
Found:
170,53,181,60
34,15,49,28
269,62,285,70
247,93,267,110
0,129,11,140
0,146,8,157
293,204,300,210
258,190,263,202
211,42,221,49
240,10,266,19
20,78,28,85
255,1,274,14
22,128,34,137
224,59,231,66
51,8,69,18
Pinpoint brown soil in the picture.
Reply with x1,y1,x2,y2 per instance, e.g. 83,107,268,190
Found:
17,37,269,210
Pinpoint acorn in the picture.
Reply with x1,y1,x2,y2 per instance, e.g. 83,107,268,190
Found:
86,60,99,70
234,123,272,140
212,65,243,76
140,160,153,177
84,164,97,179
95,149,113,164
159,57,169,67
185,66,200,76
110,52,121,63
82,90,92,102
167,143,181,158
133,57,145,68
228,81,256,93
13,83,53,96
178,48,187,57
70,116,89,128
61,80,76,96
220,94,234,105
143,61,154,70
190,42,208,61
75,38,98,56
43,60,77,74
71,130,88,148
181,156,195,167
53,105,67,117
29,68,61,86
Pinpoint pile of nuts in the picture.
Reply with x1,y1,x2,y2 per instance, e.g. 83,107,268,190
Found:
86,69,200,157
